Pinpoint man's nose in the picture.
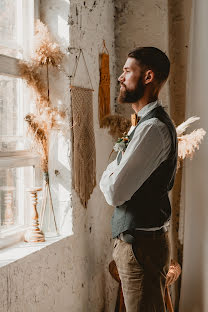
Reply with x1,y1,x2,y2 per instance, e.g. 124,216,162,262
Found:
118,73,125,82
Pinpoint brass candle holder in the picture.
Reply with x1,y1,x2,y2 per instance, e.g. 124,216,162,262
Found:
24,187,45,243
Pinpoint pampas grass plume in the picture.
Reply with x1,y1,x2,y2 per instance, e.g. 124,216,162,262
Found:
33,20,64,67
178,128,206,160
176,116,200,136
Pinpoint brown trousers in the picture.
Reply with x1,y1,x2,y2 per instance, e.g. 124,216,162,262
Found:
112,231,171,312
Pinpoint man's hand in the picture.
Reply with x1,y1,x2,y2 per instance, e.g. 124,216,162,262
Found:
165,260,181,287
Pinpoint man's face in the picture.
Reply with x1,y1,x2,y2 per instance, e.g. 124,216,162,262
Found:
118,57,145,104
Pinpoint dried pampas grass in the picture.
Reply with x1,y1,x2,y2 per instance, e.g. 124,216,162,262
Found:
18,20,66,171
178,128,206,160
176,116,206,169
176,116,200,136
25,113,48,172
18,20,64,108
33,20,64,67
101,114,131,139
19,20,67,228
18,61,49,107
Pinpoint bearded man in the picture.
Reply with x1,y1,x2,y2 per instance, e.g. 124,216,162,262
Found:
99,47,178,311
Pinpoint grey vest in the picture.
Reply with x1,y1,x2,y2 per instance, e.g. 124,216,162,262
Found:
111,105,178,238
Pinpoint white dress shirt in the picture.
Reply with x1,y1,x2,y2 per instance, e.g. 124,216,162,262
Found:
99,100,172,230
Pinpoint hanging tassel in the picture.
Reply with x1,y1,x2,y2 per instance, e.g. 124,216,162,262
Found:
71,86,96,208
99,41,111,127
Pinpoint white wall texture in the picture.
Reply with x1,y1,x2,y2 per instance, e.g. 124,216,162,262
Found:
0,0,118,311
179,1,208,311
114,0,170,117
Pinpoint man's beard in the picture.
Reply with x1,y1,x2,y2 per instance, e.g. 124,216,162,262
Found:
118,77,145,104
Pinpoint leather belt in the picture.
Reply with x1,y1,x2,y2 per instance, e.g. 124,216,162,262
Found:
117,226,169,244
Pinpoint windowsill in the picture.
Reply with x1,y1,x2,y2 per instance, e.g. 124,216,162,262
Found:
0,152,39,168
0,233,70,269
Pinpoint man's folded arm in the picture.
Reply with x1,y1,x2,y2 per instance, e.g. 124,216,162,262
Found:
99,158,118,203
99,120,171,207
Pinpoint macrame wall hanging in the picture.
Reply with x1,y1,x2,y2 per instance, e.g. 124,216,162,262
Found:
70,49,96,208
99,40,111,127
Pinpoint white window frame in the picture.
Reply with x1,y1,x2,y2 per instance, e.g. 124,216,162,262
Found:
0,0,40,248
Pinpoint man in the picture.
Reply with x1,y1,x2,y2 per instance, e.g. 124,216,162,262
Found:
99,47,178,311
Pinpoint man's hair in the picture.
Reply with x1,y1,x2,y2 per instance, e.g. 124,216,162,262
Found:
128,47,170,85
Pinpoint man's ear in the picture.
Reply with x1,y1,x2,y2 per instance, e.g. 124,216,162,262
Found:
144,70,154,85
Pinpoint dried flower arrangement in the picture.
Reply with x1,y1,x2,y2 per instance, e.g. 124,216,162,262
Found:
18,20,67,235
19,20,66,168
176,116,206,169
101,114,131,139
103,113,206,167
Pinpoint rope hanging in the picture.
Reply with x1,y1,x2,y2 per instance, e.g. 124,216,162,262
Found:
70,49,96,208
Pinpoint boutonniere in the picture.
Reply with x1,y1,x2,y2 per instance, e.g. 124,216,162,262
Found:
108,132,130,161
113,132,130,152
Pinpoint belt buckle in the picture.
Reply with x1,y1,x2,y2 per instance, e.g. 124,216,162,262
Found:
163,226,168,233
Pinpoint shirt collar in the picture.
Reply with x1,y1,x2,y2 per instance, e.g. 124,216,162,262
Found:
137,100,161,118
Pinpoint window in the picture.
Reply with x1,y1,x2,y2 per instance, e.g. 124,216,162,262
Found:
0,0,40,248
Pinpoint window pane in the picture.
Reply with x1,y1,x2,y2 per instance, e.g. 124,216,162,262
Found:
0,75,30,152
0,0,22,58
0,166,34,230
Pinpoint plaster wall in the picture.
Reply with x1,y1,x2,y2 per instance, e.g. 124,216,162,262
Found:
179,1,208,311
0,0,117,311
168,0,192,308
114,0,170,117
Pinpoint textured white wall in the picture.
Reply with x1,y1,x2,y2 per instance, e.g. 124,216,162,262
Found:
0,1,117,311
114,0,169,117
67,0,118,310
179,1,208,311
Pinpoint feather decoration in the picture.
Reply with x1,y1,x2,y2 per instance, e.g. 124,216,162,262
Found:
176,116,200,136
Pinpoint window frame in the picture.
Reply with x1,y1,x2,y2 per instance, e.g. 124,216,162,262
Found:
0,0,40,247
